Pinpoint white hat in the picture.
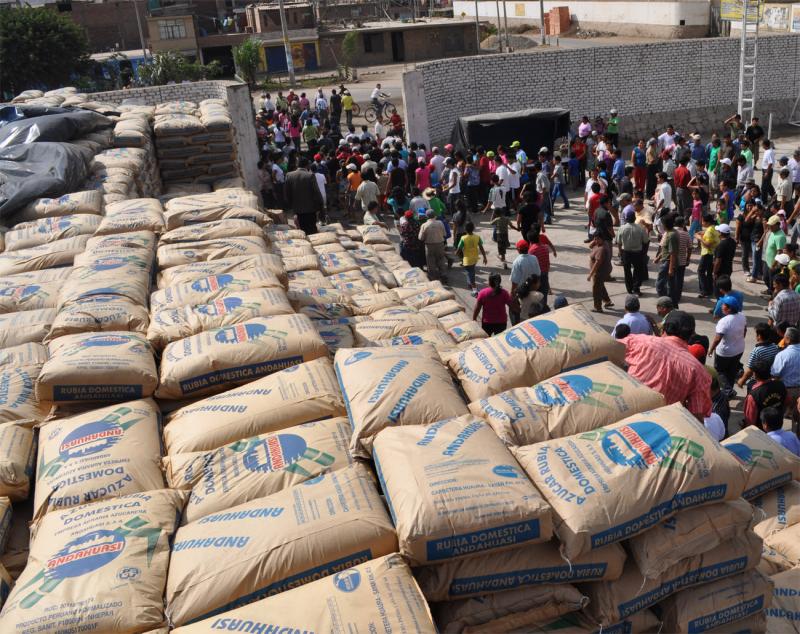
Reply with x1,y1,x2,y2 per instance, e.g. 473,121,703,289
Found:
338,139,347,146
539,146,549,153
610,108,618,114
776,253,791,265
716,223,731,234
720,158,732,165
346,163,357,171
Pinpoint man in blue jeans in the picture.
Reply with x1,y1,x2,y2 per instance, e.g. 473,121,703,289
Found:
655,215,679,306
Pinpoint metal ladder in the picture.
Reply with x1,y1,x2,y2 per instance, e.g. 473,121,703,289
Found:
737,0,760,121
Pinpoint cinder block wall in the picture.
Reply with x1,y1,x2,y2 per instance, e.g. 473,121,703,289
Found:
405,34,800,146
87,81,260,193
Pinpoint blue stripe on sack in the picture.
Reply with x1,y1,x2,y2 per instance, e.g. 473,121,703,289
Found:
179,356,302,394
448,562,609,597
372,451,398,526
743,473,792,500
333,361,355,431
426,519,541,562
53,385,143,401
687,595,764,633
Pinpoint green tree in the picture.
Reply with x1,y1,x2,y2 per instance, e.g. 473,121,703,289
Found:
340,31,358,80
138,51,222,86
0,8,90,96
232,37,262,87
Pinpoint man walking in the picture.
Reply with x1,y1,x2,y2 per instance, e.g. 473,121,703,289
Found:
284,157,324,235
616,208,649,295
419,210,448,283
655,215,679,305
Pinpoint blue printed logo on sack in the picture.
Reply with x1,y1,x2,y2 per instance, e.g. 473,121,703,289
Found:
601,422,672,469
243,433,307,473
46,529,125,580
344,351,372,366
0,284,40,299
534,375,594,406
191,274,234,292
724,443,754,465
194,297,242,316
90,257,130,271
78,334,133,348
493,464,522,478
214,323,266,344
59,420,124,460
332,569,361,592
505,320,560,350
390,334,423,345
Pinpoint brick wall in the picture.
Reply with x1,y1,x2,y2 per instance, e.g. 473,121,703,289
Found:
405,34,800,146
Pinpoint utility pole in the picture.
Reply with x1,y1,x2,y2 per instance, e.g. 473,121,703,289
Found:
278,0,296,86
474,0,481,53
540,0,546,45
502,0,509,51
133,0,149,62
495,0,501,51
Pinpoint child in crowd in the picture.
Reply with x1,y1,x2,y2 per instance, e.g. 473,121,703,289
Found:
515,273,545,319
760,406,800,456
689,189,703,238
491,207,515,270
613,323,631,340
743,362,786,428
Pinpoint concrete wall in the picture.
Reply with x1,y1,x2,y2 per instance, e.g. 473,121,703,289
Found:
404,33,800,147
68,0,149,53
453,0,710,38
87,80,260,192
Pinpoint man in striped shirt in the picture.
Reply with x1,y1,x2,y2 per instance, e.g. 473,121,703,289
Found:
674,215,693,307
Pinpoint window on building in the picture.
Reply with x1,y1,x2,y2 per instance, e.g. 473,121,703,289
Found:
363,33,384,53
159,19,187,40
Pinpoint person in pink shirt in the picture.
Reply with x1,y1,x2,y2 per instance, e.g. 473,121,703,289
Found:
415,159,432,191
578,116,592,139
473,273,513,335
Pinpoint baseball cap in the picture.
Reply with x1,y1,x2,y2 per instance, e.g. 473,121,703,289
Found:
313,153,322,161
720,158,732,165
776,253,791,266
767,215,781,226
656,296,674,309
338,139,347,146
404,210,413,218
515,239,530,251
539,146,549,154
510,141,521,149
715,223,731,234
444,143,454,151
720,295,740,308
346,163,357,171
687,343,706,362
486,151,495,158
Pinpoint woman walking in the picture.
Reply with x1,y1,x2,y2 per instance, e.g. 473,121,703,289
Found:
473,273,513,335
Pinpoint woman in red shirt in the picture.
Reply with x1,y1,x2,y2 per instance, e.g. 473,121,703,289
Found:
473,273,513,335
527,223,557,304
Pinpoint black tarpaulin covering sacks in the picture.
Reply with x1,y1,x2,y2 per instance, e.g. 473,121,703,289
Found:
0,142,90,219
0,109,112,148
449,109,571,154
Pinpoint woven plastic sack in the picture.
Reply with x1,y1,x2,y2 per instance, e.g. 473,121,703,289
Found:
723,427,800,499
159,219,264,244
170,554,435,634
156,314,328,400
48,295,150,340
0,489,186,633
658,571,773,633
434,584,588,634
157,254,287,289
752,481,800,538
627,499,755,579
334,345,468,458
374,416,552,565
582,531,762,627
13,190,103,223
165,464,397,626
150,269,285,312
0,422,35,501
95,198,165,235
0,236,89,276
163,357,345,455
447,305,625,401
415,540,626,602
4,215,101,251
37,332,158,403
164,417,353,523
147,288,294,349
0,308,56,347
470,361,666,446
512,403,749,559
33,398,164,519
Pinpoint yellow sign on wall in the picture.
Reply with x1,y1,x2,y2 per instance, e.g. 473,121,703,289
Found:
721,0,762,21
515,3,525,16
291,43,305,70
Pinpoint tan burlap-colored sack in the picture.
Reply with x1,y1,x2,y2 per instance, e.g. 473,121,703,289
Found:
158,219,264,244
446,305,625,402
0,308,56,347
448,321,489,343
627,499,755,579
164,417,353,523
765,567,800,633
374,329,457,352
318,252,359,275
0,279,60,313
434,585,588,634
164,189,260,214
163,206,270,230
84,229,157,254
0,422,35,501
582,531,762,627
151,269,285,312
157,314,328,400
470,361,665,446
284,253,321,273
415,539,626,602
512,403,749,559
530,608,662,634
403,286,456,309
0,355,51,423
163,357,345,454
47,295,150,340
156,236,270,270
274,241,316,258
0,267,72,289
722,427,800,500
147,288,294,349
752,481,800,538
57,263,151,309
0,235,89,276
95,198,165,235
37,332,157,403
353,312,443,344
268,228,307,241
421,299,464,318
0,489,186,633
32,398,164,519
658,570,773,633
374,415,552,565
171,554,436,634
334,345,468,458
761,523,800,572
157,254,287,289
165,463,398,626
13,190,103,222
4,215,101,251
0,342,48,368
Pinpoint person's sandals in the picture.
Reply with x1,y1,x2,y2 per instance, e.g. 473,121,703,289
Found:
591,308,604,313
604,301,615,308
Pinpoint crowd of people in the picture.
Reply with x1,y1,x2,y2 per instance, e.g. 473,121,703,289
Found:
250,90,800,449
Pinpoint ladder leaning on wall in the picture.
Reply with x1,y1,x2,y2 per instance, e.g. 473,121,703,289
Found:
737,0,760,122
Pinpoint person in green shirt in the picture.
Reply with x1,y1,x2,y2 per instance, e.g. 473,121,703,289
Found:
708,138,721,190
457,221,487,296
655,214,679,304
740,139,754,167
427,192,446,218
301,120,318,150
763,215,787,296
607,108,620,148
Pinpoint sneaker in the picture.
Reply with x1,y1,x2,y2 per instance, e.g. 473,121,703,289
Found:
470,289,479,298
745,276,756,283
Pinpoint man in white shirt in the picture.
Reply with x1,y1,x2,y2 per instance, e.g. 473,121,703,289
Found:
315,91,328,119
655,171,672,219
790,149,800,196
430,147,445,180
495,161,511,196
370,83,384,107
535,163,552,223
374,120,385,142
761,139,776,199
313,168,327,208
507,160,521,208
263,93,275,113
658,125,677,153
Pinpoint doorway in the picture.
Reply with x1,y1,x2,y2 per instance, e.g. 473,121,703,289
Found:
390,31,405,62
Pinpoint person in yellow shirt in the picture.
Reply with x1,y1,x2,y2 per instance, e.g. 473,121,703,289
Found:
457,221,488,296
697,214,720,298
342,91,354,127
